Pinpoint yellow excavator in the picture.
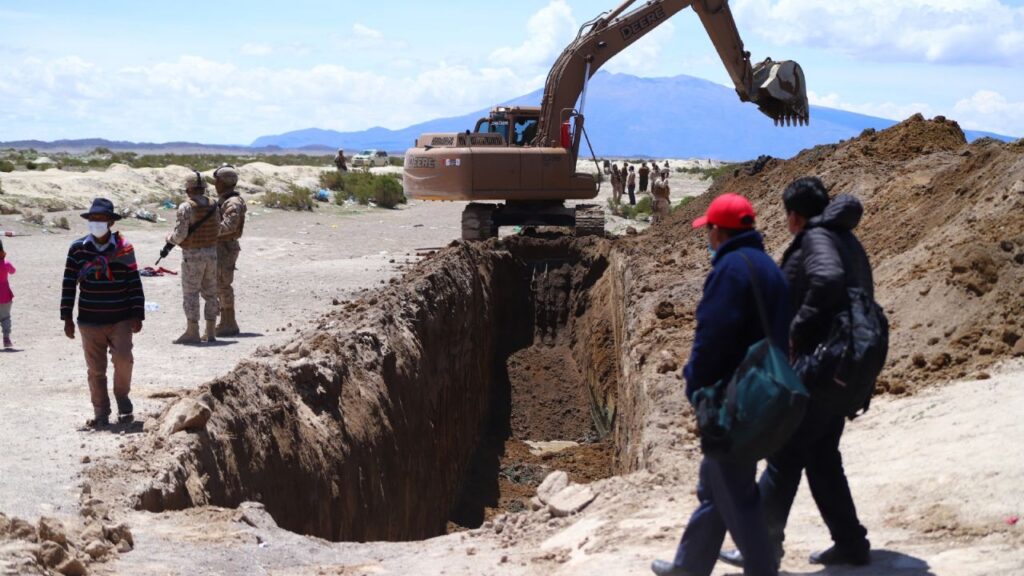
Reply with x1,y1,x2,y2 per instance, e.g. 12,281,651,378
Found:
403,0,809,240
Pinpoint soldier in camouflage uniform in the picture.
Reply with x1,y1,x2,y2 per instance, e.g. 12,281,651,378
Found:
651,169,672,225
334,148,348,172
213,165,246,336
168,171,220,344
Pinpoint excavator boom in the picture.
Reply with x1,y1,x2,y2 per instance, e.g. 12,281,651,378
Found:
535,0,808,146
403,0,809,240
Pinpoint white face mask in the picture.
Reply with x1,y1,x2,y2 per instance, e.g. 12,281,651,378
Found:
87,221,110,238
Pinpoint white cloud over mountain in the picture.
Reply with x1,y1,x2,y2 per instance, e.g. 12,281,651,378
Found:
732,0,1024,65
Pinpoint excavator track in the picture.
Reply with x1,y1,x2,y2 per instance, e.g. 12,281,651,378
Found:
573,204,605,238
461,203,498,241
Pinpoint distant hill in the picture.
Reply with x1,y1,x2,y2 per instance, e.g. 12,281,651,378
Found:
252,72,1016,161
0,138,334,156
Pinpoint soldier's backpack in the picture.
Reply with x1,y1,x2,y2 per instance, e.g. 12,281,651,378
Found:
692,255,810,462
793,230,889,419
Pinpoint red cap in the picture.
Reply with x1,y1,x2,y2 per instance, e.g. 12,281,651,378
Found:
691,193,757,229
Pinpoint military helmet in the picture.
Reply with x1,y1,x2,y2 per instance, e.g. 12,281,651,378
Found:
213,164,239,187
184,170,207,192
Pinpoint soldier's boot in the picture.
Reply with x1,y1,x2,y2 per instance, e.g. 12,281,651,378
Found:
204,320,217,343
216,307,240,337
173,321,201,344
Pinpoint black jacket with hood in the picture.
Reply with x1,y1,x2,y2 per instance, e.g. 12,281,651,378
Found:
781,194,875,356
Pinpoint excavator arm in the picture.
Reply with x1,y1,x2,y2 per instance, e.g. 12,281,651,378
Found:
534,0,809,148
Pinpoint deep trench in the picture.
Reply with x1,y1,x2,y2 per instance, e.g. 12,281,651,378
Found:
138,236,625,543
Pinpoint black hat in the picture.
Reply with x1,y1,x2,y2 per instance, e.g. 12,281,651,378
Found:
0,238,4,252
80,197,122,221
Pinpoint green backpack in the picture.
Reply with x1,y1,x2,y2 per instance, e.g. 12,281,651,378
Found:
692,255,809,462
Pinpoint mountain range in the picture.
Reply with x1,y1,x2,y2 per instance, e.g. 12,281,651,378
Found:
251,72,1016,161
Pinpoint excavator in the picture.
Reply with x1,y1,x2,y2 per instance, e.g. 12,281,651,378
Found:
403,0,809,240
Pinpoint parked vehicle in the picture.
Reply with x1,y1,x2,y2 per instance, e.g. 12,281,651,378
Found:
352,149,390,167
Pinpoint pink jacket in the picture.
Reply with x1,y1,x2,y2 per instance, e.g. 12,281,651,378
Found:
0,258,14,304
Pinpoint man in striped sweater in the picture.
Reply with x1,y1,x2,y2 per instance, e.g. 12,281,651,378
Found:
61,198,145,429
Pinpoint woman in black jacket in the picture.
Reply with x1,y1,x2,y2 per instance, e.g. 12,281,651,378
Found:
721,177,873,569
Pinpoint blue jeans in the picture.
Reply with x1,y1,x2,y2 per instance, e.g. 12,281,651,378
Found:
673,456,778,576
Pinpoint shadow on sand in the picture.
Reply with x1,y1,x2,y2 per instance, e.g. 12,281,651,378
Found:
775,550,934,576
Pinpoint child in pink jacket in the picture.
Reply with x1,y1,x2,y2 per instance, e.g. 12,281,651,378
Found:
0,238,14,349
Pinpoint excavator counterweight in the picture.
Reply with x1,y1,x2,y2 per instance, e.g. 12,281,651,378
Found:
403,0,809,241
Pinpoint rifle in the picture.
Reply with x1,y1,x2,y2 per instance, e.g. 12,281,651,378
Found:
156,201,220,265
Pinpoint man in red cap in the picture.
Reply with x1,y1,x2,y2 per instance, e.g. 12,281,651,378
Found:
652,193,791,576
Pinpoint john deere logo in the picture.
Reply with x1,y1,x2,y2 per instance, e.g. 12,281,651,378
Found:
621,6,667,41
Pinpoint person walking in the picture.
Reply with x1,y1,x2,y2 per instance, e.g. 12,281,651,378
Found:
213,165,247,337
651,170,671,224
61,198,145,428
639,162,651,195
0,239,15,349
719,177,872,569
334,148,348,172
168,172,220,344
610,164,624,206
627,165,637,206
652,193,790,576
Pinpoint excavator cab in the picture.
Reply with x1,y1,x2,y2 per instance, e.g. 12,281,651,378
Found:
473,107,542,147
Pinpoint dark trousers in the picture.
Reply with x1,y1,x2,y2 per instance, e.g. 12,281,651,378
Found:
758,405,868,550
627,185,636,205
674,457,778,576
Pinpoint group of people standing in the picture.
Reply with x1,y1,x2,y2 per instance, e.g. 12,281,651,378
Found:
166,167,247,344
608,160,674,224
653,176,875,576
59,165,247,428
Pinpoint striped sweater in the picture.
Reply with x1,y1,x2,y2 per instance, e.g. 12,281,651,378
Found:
60,233,146,325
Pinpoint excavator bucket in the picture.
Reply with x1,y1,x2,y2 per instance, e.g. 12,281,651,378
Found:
751,59,809,126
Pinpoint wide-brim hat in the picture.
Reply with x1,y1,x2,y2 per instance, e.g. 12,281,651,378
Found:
80,197,122,221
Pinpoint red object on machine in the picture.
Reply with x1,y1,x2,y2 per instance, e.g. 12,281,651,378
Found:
560,122,572,148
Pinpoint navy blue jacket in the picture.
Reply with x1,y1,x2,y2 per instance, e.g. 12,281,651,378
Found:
684,230,791,402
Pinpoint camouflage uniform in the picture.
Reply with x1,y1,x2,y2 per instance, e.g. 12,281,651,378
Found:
334,149,348,172
651,172,671,224
170,180,220,325
216,198,244,310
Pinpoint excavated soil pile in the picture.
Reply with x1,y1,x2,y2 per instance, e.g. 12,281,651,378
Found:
96,235,620,543
626,114,1024,399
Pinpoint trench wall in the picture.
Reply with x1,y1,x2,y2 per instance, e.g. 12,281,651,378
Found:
137,243,530,542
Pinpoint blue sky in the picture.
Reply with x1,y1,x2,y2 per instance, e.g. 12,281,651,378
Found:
1,0,1022,144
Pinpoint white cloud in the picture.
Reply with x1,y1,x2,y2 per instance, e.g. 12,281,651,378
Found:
491,0,577,71
732,0,1024,65
808,90,935,121
0,53,545,142
352,23,383,40
240,42,273,56
808,89,1024,137
488,0,677,78
954,90,1024,136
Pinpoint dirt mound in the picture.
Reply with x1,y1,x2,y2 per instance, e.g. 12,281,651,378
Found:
628,114,1024,398
850,113,967,161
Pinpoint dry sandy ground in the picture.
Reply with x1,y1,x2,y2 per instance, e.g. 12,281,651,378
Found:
3,162,1020,575
0,199,464,521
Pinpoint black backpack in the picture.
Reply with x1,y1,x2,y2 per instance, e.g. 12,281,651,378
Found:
792,231,889,419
